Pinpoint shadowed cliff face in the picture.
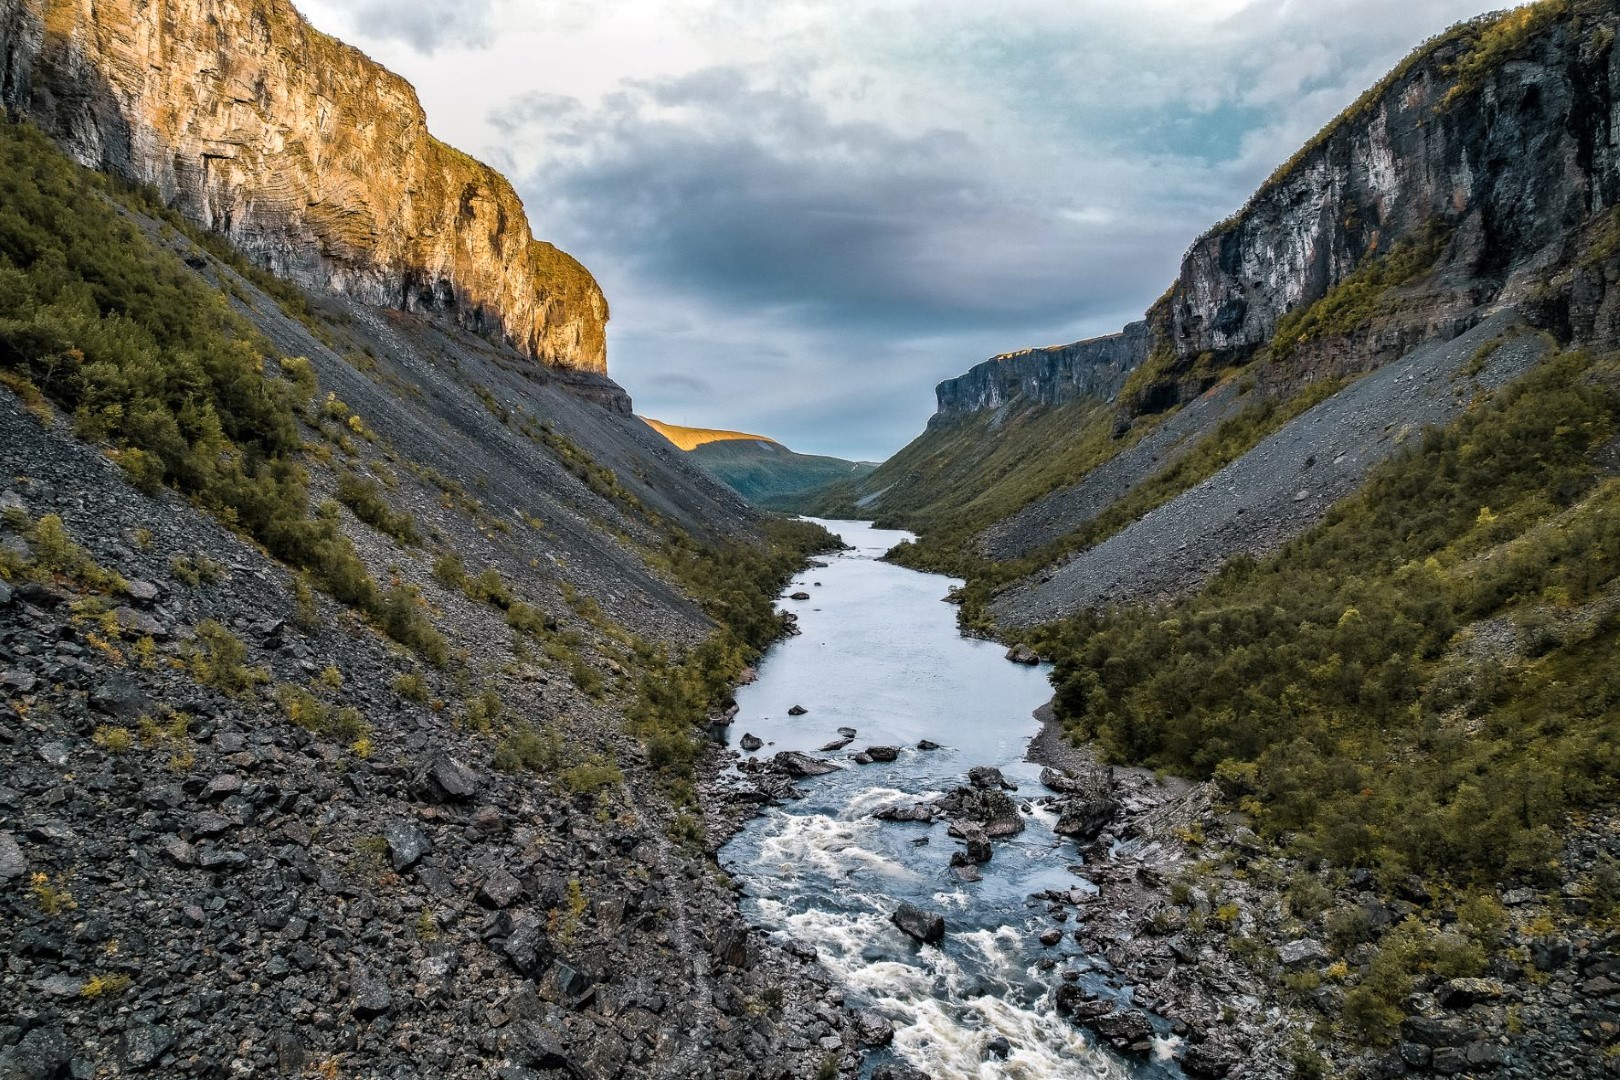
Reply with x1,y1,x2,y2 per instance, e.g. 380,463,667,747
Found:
0,0,607,372
933,322,1148,421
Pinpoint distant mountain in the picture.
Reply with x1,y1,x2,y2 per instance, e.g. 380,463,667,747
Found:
642,419,877,509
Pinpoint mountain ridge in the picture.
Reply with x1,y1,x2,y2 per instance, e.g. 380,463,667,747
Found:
0,0,608,372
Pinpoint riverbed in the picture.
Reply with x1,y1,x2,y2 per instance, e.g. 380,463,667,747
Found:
718,520,1179,1079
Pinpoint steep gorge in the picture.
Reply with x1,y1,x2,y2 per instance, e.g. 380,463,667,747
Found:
0,0,607,371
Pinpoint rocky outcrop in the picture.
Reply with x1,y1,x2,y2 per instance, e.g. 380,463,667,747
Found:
0,0,607,371
933,321,1147,420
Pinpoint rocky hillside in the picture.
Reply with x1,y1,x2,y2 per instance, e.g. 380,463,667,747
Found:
0,0,606,370
0,45,854,1080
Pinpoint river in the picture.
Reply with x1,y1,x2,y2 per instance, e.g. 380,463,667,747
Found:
718,520,1181,1080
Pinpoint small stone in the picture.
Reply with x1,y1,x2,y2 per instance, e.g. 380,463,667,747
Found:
205,773,243,799
1277,938,1330,970
479,869,523,909
384,821,433,872
772,751,840,777
90,675,150,720
1039,929,1063,947
1436,978,1505,1008
787,704,808,716
37,742,70,767
39,974,84,998
350,963,391,1019
1005,644,1040,665
119,1022,176,1070
917,740,941,751
159,836,195,866
852,1010,894,1048
789,592,811,601
0,831,25,883
424,754,478,801
121,579,161,605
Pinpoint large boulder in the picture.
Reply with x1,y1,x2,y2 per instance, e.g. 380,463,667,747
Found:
891,903,945,945
772,751,841,778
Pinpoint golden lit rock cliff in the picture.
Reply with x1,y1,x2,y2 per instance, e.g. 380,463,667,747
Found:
0,0,607,371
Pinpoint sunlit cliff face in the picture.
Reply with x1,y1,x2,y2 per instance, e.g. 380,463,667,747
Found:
0,0,607,372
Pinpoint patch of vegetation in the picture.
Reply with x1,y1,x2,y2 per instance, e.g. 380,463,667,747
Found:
170,552,225,587
1268,223,1451,360
1442,1,1569,108
336,470,420,545
633,517,840,791
1043,350,1620,886
0,121,446,664
188,620,268,696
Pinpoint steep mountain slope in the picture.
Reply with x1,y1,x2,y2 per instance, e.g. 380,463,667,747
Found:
832,0,1620,600
643,419,876,509
0,54,852,1080
0,0,606,369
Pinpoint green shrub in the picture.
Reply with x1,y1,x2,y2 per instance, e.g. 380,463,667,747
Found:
189,620,266,696
336,470,420,545
391,671,430,703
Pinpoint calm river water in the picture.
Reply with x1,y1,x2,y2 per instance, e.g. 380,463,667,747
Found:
718,520,1178,1080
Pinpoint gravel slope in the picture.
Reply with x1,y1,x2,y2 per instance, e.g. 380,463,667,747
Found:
994,310,1549,625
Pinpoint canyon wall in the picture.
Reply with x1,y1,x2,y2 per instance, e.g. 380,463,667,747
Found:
931,2,1620,421
0,0,607,371
933,321,1148,421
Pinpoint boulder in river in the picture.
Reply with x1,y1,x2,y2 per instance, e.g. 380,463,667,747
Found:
739,733,763,752
917,739,942,751
788,704,808,716
789,592,811,600
865,746,899,763
838,726,858,738
820,737,853,752
1091,1008,1155,1055
968,765,1015,791
1005,644,1040,665
772,751,841,777
891,902,945,944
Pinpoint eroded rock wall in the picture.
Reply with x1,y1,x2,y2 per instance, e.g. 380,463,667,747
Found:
0,0,607,371
933,321,1148,420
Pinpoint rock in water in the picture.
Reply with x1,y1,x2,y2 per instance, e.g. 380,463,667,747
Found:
739,733,763,752
787,704,808,716
865,746,899,762
1005,643,1040,664
772,751,841,777
890,902,945,944
789,591,812,600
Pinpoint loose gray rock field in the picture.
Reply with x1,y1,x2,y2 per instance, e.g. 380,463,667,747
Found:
995,310,1548,626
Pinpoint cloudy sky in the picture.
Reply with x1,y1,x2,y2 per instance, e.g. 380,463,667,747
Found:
298,0,1497,462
